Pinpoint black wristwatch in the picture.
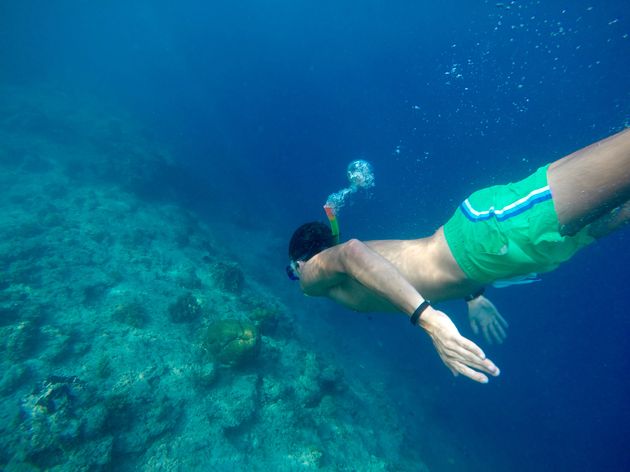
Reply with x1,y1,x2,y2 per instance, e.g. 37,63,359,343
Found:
464,287,485,302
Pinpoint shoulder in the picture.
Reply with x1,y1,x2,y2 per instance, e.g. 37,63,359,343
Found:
298,239,374,296
298,243,350,296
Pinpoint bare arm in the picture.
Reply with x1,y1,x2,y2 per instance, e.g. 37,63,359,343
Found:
299,239,500,383
300,239,425,313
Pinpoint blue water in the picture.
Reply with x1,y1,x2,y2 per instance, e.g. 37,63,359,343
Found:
1,1,629,470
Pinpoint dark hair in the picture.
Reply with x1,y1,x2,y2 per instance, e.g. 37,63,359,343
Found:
288,222,335,262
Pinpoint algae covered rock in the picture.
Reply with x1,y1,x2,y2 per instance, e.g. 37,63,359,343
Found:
202,319,259,367
168,292,202,323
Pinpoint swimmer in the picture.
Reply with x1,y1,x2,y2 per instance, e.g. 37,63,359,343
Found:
287,129,630,383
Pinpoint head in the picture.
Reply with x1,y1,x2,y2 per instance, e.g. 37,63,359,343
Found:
286,221,335,280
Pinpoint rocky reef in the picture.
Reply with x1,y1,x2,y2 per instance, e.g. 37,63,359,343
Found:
0,87,428,471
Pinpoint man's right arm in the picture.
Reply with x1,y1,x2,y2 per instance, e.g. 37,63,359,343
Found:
300,239,500,383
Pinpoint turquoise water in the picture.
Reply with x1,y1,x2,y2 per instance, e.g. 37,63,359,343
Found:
1,1,629,471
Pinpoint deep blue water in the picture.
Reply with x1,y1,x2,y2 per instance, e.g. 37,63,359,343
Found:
2,1,629,470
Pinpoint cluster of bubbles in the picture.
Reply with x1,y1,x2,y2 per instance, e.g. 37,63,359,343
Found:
324,159,375,213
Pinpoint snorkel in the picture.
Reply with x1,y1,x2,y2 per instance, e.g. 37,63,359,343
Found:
287,159,375,281
323,159,375,244
323,204,340,244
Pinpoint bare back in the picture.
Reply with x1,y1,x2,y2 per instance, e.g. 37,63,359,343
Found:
365,227,482,301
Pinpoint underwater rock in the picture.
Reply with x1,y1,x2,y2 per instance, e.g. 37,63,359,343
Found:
0,288,42,327
212,262,245,294
211,374,259,431
95,356,113,379
260,375,290,404
247,302,281,334
319,364,344,393
190,362,219,391
293,352,345,408
0,364,30,396
16,375,110,469
286,445,323,469
295,353,321,406
39,325,90,364
103,386,182,456
176,267,203,290
111,301,147,328
82,280,112,307
4,320,39,361
201,319,259,367
168,292,202,323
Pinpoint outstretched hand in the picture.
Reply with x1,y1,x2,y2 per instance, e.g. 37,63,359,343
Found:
420,307,500,383
468,295,509,344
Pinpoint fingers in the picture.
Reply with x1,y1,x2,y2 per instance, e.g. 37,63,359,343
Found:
440,337,500,378
451,361,490,384
449,344,499,376
457,336,487,360
427,309,500,383
479,314,508,344
489,320,507,344
470,318,479,335
496,312,509,328
482,323,492,344
448,356,500,383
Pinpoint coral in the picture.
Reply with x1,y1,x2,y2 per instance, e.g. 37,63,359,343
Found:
16,375,110,470
201,320,259,367
212,262,245,294
168,292,202,323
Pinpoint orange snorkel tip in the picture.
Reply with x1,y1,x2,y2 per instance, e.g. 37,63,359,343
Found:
323,204,340,244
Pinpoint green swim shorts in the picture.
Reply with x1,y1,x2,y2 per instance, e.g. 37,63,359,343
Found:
443,164,595,284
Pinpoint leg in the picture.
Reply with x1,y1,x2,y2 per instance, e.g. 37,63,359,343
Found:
547,128,630,236
587,199,630,239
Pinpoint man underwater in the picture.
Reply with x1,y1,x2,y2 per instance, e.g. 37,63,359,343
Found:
287,129,630,383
